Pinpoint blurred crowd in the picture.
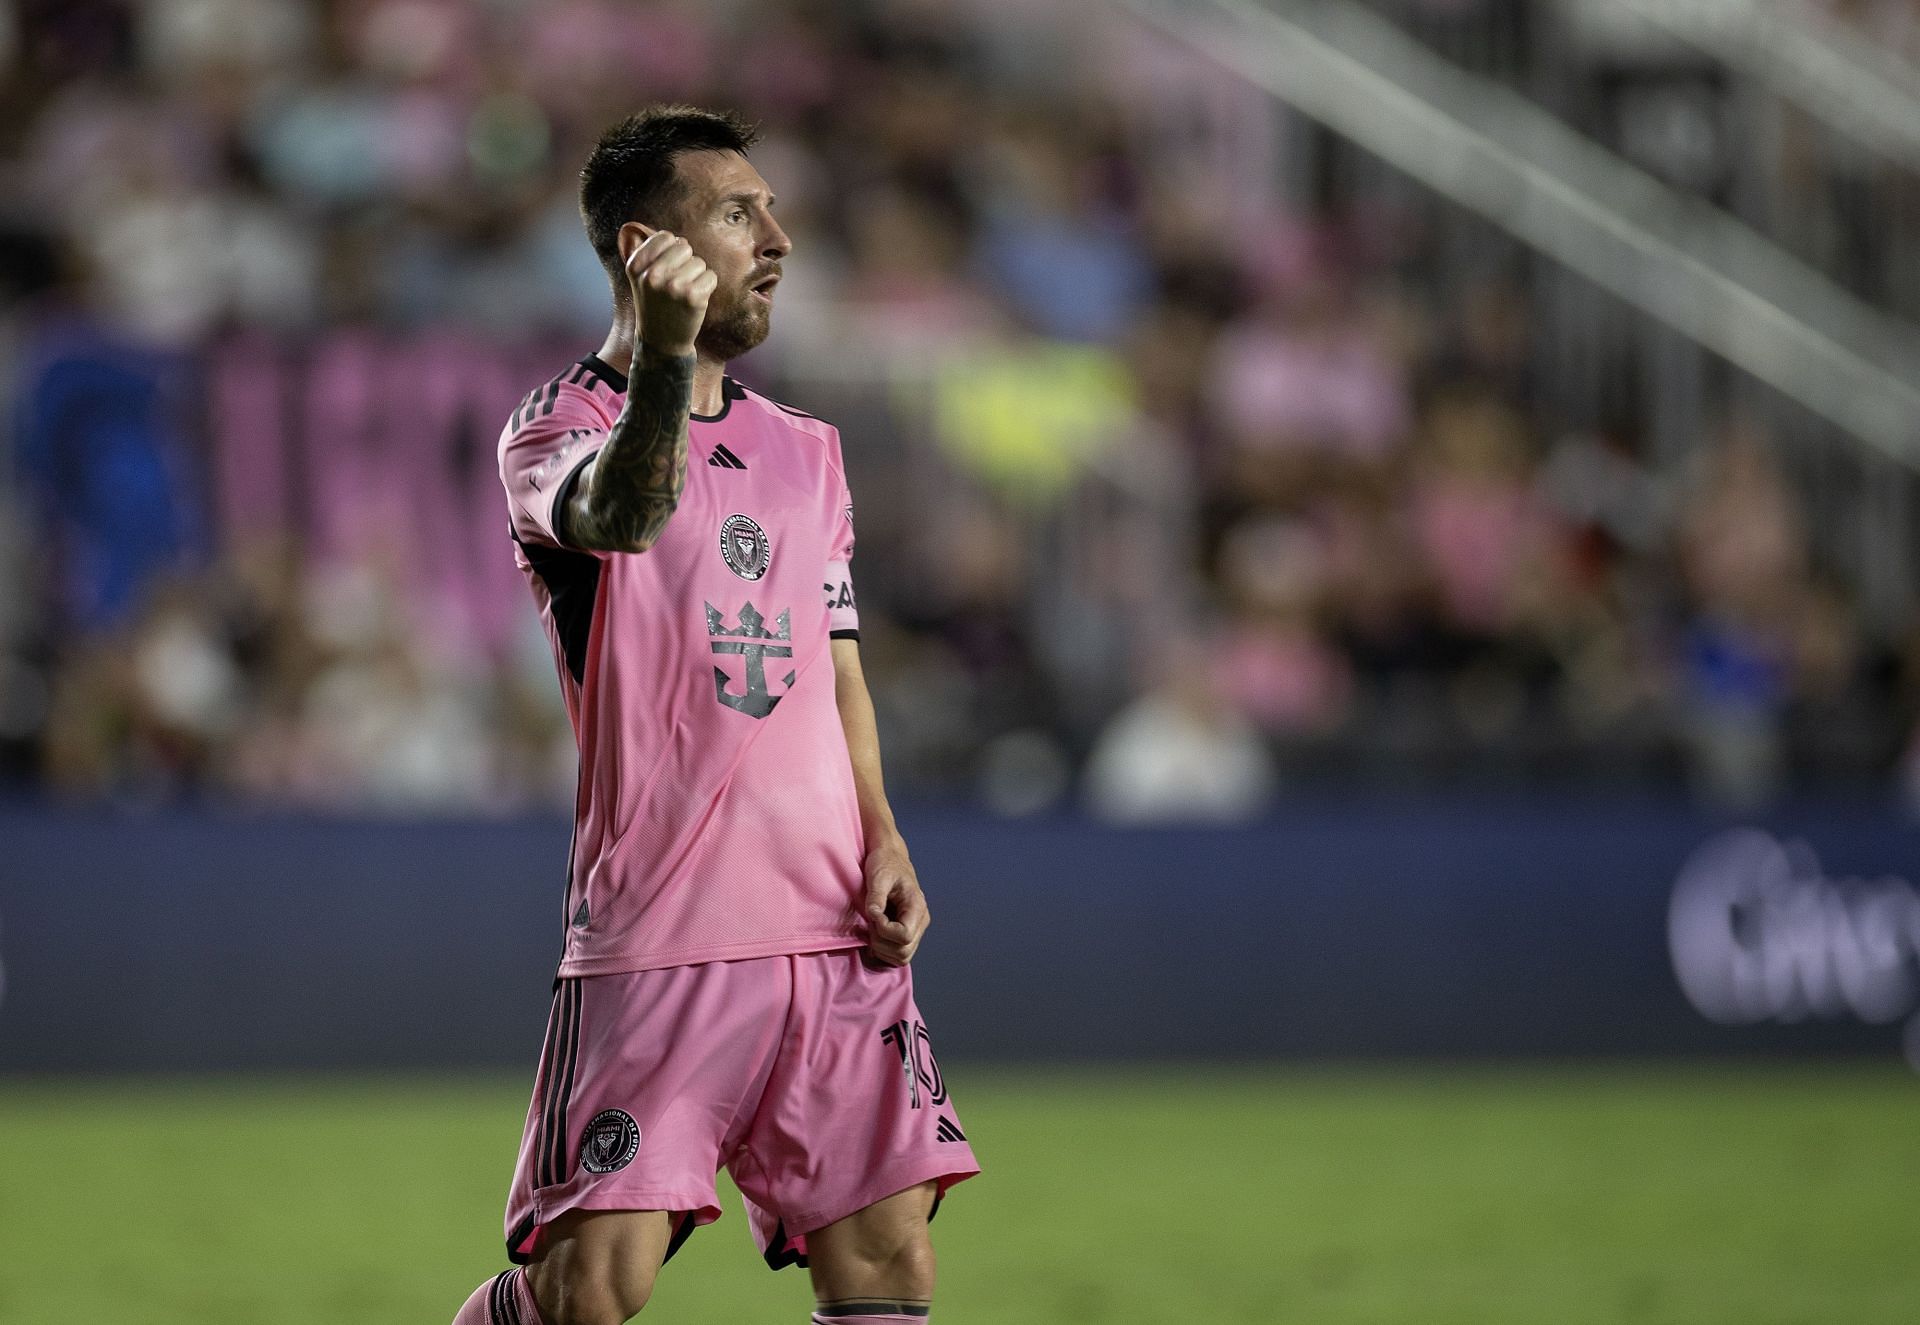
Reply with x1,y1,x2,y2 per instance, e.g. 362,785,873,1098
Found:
2,0,1919,819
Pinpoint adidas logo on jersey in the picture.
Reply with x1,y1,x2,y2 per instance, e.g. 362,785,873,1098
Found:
934,1116,967,1144
707,443,747,470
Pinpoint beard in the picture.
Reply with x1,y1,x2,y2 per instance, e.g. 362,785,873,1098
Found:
696,284,772,363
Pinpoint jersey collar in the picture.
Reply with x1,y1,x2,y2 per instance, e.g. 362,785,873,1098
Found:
577,355,743,423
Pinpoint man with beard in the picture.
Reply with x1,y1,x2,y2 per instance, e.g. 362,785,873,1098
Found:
455,107,978,1325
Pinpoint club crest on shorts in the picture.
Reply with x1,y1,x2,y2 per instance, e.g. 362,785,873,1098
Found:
719,513,771,581
580,1109,640,1174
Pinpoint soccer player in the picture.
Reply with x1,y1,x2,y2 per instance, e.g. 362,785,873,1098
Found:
452,107,978,1325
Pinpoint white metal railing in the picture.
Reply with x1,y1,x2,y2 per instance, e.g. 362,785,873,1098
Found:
1119,0,1920,471
1586,0,1920,171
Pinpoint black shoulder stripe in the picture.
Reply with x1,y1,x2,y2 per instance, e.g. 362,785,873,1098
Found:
515,371,569,431
773,400,821,421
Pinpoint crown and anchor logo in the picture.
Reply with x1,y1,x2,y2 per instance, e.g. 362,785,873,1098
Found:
707,601,794,719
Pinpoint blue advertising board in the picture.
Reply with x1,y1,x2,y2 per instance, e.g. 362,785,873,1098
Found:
0,800,1915,1070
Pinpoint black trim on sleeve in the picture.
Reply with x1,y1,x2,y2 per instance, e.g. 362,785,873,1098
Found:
829,629,861,641
549,447,601,551
514,532,603,686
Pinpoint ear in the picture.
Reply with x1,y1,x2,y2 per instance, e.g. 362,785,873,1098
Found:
616,220,657,270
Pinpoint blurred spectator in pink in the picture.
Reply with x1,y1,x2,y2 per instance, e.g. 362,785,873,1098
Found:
1209,514,1352,735
1208,257,1412,478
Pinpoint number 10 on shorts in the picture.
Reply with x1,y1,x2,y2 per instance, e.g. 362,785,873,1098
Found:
879,1018,947,1109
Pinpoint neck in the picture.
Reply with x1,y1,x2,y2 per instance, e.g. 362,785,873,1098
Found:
597,319,726,415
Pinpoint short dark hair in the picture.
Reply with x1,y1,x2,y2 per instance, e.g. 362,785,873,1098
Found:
579,105,760,292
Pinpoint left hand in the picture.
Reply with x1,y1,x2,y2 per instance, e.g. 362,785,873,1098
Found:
861,839,929,967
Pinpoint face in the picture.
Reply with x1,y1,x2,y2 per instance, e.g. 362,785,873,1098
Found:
650,149,793,363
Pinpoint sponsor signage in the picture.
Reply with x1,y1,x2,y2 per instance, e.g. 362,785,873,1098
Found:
0,802,1913,1069
1671,829,1920,1065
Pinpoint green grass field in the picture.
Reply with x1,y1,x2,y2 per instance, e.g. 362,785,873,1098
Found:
1,1065,1914,1324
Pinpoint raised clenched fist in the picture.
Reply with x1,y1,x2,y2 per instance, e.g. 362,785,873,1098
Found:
625,230,716,359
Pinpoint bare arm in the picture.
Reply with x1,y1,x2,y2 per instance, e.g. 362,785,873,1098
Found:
563,230,715,554
833,638,901,847
562,345,696,553
833,637,928,966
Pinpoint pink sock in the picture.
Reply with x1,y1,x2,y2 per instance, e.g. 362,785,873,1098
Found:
811,1308,928,1323
453,1268,546,1325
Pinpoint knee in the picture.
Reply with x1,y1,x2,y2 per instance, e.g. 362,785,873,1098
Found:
809,1182,941,1303
529,1264,655,1325
843,1226,937,1300
886,1232,937,1300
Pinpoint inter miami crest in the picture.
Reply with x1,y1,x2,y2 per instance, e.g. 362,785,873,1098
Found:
719,513,770,581
580,1109,640,1174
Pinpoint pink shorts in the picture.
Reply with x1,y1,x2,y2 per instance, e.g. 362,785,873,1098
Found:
504,948,979,1269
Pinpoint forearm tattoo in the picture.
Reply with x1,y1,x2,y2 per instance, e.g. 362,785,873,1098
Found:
570,346,695,552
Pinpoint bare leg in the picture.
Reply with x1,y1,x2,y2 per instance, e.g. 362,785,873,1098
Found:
523,1208,676,1325
804,1181,938,1320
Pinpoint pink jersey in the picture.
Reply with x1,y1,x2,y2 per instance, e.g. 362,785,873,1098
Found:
499,355,867,976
